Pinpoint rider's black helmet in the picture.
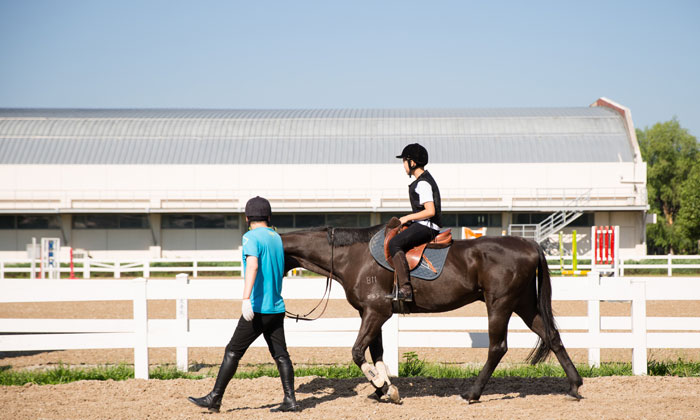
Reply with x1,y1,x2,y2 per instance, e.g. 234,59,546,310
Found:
245,196,272,221
396,143,429,167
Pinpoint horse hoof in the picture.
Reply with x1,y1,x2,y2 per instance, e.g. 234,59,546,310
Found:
459,394,479,404
387,385,401,404
565,392,583,401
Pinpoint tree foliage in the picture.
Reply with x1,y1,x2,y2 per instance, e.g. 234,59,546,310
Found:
637,119,699,254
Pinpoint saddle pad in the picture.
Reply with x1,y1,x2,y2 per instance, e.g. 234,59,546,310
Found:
369,229,450,281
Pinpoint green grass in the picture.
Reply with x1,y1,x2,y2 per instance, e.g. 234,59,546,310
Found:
2,356,699,386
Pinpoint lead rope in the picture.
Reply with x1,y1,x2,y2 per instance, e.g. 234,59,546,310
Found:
285,228,334,322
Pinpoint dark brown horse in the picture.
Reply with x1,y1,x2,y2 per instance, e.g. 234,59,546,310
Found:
281,224,583,403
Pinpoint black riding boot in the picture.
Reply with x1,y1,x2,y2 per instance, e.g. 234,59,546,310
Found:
188,350,240,412
270,355,300,412
392,251,413,302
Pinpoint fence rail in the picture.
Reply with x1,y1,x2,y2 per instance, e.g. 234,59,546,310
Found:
2,274,700,379
2,254,700,280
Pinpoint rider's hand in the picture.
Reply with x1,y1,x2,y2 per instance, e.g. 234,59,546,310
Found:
399,216,411,225
242,299,254,321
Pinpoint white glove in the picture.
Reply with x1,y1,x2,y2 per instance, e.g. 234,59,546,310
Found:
242,299,254,321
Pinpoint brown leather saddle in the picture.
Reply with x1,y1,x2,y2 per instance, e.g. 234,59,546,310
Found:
383,217,452,274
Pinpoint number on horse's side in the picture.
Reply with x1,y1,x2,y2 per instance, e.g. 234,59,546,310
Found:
282,224,583,403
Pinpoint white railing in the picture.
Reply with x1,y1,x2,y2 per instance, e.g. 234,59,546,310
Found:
0,256,243,279
545,255,700,277
2,274,700,379
3,254,699,280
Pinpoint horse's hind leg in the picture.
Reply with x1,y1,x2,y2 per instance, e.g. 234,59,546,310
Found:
515,302,583,399
461,304,511,403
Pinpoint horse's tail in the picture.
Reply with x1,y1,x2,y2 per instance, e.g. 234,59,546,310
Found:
527,244,558,365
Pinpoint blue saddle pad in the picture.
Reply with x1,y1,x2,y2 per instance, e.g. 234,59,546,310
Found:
369,229,450,281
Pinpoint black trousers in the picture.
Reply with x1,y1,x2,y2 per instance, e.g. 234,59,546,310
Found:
388,222,439,257
225,312,289,360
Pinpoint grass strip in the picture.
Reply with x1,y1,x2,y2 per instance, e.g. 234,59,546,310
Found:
2,357,699,386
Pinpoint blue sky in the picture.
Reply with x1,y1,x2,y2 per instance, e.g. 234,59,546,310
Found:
1,0,699,136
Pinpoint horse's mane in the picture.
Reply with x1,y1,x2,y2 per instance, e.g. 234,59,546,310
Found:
286,224,384,247
329,224,384,247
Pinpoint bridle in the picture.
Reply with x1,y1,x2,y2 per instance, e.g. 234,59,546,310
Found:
284,227,335,322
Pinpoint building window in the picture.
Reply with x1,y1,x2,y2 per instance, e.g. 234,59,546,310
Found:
161,214,239,229
275,213,372,228
73,214,148,229
512,212,593,227
17,215,60,229
0,215,16,229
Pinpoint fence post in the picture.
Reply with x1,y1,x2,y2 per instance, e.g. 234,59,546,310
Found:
667,254,672,277
143,261,150,279
176,273,189,372
133,278,149,379
631,280,648,375
115,261,121,279
587,271,601,368
382,314,399,376
0,261,4,280
83,258,90,279
193,260,198,278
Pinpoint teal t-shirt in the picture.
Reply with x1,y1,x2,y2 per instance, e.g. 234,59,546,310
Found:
242,227,286,314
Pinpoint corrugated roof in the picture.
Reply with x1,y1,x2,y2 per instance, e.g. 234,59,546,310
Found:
0,107,634,164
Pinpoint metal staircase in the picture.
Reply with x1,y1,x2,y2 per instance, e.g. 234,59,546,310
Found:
508,190,591,243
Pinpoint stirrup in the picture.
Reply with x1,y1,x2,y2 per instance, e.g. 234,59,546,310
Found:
386,283,399,301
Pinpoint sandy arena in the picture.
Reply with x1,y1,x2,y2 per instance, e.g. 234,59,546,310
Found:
2,288,700,419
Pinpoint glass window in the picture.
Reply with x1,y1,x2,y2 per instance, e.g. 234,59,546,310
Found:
569,213,593,227
357,213,371,227
18,215,60,229
162,215,194,229
194,214,225,229
488,213,502,227
327,213,358,227
225,215,239,229
0,215,15,229
119,214,149,229
295,214,325,228
73,215,119,229
459,213,488,227
272,214,294,228
441,214,457,227
513,213,532,224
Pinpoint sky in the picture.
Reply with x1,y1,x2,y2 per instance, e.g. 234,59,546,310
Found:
1,0,699,137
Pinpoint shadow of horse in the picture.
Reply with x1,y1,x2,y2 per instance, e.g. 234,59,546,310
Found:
289,376,574,409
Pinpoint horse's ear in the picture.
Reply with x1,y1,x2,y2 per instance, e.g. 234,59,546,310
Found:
386,217,401,229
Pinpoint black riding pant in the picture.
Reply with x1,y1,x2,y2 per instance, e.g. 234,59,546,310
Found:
388,222,439,257
225,312,289,360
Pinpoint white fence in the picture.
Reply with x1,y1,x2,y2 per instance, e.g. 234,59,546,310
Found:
2,274,700,379
2,254,700,279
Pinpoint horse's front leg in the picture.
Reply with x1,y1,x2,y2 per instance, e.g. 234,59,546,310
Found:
352,308,400,403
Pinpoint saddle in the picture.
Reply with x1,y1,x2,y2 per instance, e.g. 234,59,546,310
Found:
383,217,453,273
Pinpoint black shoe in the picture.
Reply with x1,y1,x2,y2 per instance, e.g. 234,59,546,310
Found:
270,395,300,412
187,392,222,413
397,284,413,302
272,355,300,412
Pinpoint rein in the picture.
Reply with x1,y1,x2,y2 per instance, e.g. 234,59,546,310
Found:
285,228,335,322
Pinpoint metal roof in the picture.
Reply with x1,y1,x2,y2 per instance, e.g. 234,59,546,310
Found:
0,107,635,164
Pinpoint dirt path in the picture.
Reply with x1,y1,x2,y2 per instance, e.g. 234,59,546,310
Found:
3,376,699,420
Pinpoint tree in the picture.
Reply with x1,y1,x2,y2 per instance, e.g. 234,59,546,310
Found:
677,163,700,253
637,119,699,254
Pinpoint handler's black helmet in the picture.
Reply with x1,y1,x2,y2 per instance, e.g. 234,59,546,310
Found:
396,143,429,167
245,196,272,220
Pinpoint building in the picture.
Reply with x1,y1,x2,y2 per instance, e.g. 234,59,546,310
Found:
0,98,649,260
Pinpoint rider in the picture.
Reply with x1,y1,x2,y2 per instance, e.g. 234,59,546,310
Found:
389,143,442,302
188,196,300,413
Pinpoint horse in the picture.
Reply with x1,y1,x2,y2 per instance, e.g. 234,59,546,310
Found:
281,224,583,403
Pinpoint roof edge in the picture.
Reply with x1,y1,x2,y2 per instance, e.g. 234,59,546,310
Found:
590,97,642,163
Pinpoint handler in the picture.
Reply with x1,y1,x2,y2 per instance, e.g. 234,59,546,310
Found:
389,143,442,302
188,196,300,413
